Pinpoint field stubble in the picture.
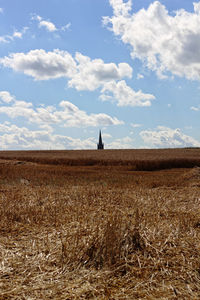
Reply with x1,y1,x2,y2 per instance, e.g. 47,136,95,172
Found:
0,150,200,299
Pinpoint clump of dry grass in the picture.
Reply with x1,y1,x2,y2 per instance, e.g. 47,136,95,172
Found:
74,208,144,270
180,166,200,184
0,158,200,298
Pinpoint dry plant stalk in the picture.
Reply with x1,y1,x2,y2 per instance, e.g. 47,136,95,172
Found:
0,151,200,299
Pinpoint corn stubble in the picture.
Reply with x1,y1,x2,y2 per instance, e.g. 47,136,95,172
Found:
0,151,200,299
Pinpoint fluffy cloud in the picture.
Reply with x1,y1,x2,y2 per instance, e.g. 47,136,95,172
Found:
100,80,155,106
0,49,154,107
0,122,97,150
0,49,77,80
0,91,123,127
68,52,132,91
140,126,200,148
0,122,136,150
54,100,123,127
0,91,15,103
104,0,200,80
108,0,132,17
0,49,131,83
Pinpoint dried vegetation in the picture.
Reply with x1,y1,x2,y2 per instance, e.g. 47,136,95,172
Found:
0,149,200,299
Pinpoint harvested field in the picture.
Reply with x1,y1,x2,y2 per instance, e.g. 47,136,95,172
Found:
0,149,200,299
0,148,200,170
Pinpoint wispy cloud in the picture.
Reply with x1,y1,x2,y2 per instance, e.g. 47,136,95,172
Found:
190,105,200,111
33,15,57,32
131,123,142,128
61,23,71,31
32,15,71,33
137,74,144,80
106,136,134,149
0,27,28,43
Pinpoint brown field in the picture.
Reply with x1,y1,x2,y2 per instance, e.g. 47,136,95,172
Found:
0,149,200,299
0,148,200,170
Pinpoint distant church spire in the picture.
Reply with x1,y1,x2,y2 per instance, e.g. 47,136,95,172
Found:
97,130,104,150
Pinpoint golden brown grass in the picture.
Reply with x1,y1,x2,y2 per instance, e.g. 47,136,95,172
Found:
0,150,200,299
0,148,199,170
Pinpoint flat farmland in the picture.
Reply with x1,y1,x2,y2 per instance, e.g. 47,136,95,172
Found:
0,148,200,161
0,149,200,299
0,148,200,169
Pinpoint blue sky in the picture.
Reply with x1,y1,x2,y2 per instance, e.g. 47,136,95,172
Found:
0,0,200,149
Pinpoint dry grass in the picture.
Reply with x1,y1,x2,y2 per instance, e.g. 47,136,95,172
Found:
0,150,200,299
0,148,200,170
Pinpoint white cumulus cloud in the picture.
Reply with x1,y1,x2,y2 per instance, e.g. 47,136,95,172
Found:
0,121,134,150
0,49,77,80
100,80,155,106
0,91,123,127
140,126,200,148
104,0,200,80
0,122,97,150
108,0,132,17
54,100,123,127
0,91,15,103
68,52,132,91
0,49,155,107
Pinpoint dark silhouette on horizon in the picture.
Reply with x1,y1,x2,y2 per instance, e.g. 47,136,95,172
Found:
97,130,104,150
